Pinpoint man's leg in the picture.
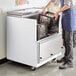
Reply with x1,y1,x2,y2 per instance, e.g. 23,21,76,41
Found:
73,31,76,48
59,31,73,69
64,31,73,64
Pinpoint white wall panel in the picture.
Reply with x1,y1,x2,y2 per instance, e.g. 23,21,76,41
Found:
0,10,6,59
0,0,50,11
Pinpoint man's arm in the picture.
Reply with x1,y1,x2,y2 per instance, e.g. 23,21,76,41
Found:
54,0,71,20
42,0,54,14
57,4,70,13
54,5,70,20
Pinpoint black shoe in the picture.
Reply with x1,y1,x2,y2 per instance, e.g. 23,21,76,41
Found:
57,57,65,63
59,62,73,69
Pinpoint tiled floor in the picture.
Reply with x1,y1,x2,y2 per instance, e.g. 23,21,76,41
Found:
0,47,76,76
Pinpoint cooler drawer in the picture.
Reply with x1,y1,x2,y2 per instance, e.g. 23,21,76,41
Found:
40,35,62,60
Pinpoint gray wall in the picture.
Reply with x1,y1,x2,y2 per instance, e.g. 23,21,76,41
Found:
0,10,6,59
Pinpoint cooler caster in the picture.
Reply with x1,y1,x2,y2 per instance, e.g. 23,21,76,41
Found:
52,58,57,62
31,66,36,71
61,46,64,49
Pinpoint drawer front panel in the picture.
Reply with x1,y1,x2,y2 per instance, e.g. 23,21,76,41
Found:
40,36,62,60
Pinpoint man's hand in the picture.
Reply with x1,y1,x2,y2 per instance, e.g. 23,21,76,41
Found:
41,9,46,15
54,12,59,20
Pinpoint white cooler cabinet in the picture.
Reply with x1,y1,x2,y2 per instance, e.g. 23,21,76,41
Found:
7,13,63,69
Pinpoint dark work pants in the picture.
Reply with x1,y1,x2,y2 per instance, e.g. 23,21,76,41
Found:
62,30,73,64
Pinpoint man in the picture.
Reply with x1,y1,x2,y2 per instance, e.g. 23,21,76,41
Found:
42,0,76,69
